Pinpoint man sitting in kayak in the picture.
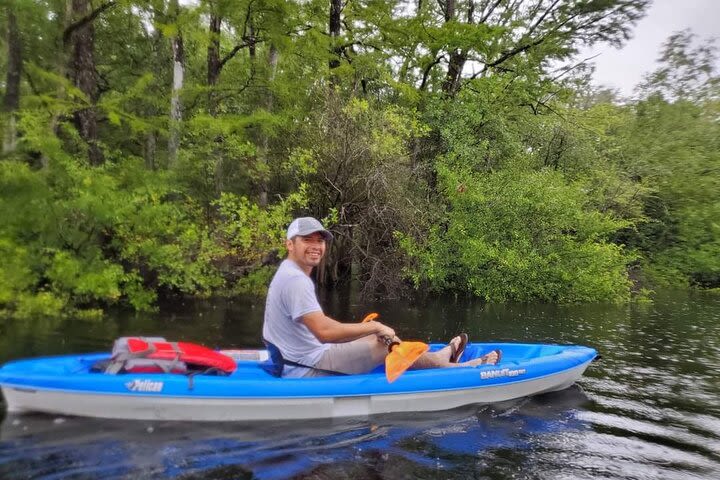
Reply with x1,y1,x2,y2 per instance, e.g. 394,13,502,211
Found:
262,217,501,378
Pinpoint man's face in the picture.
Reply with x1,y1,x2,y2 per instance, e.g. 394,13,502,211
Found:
286,232,327,270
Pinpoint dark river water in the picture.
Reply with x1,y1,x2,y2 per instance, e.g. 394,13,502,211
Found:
1,290,719,479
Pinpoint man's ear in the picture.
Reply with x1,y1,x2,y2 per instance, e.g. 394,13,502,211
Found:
285,238,294,252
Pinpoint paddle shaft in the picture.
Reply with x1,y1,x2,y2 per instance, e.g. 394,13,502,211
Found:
379,335,400,353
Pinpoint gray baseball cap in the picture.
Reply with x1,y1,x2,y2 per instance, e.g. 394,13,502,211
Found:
286,217,333,241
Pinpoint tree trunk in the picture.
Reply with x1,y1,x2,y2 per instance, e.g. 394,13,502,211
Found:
440,0,468,96
258,45,279,207
144,2,165,170
43,1,76,168
209,11,225,191
3,8,21,154
69,0,103,165
3,116,17,155
207,12,221,116
329,0,342,83
248,20,256,78
442,50,467,96
144,132,156,169
168,0,184,168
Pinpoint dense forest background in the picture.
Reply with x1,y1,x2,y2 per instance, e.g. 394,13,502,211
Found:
0,0,718,319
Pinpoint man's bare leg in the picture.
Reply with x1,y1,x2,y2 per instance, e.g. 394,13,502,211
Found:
410,335,500,369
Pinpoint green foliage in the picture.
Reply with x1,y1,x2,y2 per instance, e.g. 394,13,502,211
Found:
232,266,277,297
400,167,633,303
0,154,301,316
12,292,67,320
1,1,717,318
0,237,35,305
213,186,307,275
616,97,720,288
637,30,720,102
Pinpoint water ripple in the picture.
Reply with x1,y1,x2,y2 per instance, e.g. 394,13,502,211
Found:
1,290,720,479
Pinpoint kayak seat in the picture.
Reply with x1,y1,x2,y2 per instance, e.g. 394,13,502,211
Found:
261,339,349,378
261,340,284,377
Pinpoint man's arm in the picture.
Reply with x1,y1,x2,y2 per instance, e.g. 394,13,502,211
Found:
301,311,395,344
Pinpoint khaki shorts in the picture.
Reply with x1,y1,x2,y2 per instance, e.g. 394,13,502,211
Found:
303,336,387,377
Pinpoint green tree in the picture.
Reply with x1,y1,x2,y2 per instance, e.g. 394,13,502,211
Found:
5,1,717,318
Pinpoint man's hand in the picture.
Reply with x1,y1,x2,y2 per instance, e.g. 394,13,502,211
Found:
372,322,395,341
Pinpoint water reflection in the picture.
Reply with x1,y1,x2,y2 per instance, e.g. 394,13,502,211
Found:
0,387,591,479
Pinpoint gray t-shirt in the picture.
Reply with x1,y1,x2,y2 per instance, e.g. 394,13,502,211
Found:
262,259,329,377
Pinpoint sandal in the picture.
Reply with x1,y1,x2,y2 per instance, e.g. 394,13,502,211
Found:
480,349,502,365
449,333,469,363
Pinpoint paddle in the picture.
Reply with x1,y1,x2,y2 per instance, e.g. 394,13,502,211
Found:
361,313,429,383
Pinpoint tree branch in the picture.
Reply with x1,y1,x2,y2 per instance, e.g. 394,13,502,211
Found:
527,0,561,37
484,9,579,73
419,55,445,91
549,52,601,83
63,1,117,46
486,36,546,69
479,0,503,24
338,40,385,53
219,37,264,70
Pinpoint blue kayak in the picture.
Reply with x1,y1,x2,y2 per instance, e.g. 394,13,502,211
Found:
0,343,597,421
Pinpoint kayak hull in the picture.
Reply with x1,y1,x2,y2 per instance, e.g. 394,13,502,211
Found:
0,343,596,421
2,362,590,421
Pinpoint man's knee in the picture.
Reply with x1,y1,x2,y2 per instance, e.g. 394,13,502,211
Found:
365,337,388,362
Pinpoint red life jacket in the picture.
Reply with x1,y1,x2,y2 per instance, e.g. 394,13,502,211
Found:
105,337,236,374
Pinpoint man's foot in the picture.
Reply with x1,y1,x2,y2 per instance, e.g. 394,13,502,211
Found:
437,334,466,363
464,349,501,367
449,333,469,363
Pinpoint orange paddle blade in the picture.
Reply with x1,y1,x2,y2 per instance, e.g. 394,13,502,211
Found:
361,312,379,323
385,341,429,383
